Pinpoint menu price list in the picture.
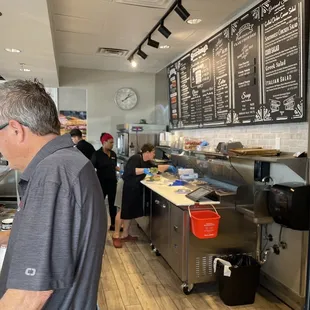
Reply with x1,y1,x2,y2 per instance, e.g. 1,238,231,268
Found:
210,28,231,124
179,55,195,127
168,65,179,128
231,7,262,124
190,42,214,125
262,0,305,122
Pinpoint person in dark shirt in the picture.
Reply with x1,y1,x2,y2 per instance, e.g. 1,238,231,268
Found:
70,129,95,160
112,143,176,248
91,132,120,231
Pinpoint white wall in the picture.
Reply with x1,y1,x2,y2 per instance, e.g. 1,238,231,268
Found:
59,67,156,148
155,68,169,126
58,88,86,112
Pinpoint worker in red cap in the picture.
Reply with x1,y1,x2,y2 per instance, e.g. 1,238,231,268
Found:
91,133,120,230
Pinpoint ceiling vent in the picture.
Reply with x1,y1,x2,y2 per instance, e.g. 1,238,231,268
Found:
111,0,173,9
96,47,129,57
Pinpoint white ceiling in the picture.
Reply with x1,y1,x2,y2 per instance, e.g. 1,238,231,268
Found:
0,0,255,86
0,0,58,86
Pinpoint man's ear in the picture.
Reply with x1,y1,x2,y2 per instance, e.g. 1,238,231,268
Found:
8,120,26,143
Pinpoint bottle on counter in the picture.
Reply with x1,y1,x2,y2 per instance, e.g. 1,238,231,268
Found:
129,142,135,157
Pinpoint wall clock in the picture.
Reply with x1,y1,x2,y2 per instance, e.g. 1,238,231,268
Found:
114,87,138,110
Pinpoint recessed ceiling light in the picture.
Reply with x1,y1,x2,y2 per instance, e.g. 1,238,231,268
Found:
187,18,202,25
159,45,170,49
19,63,30,72
131,60,137,68
5,48,21,53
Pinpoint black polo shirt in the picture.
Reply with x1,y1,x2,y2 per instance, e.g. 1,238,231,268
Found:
91,149,117,183
76,139,95,160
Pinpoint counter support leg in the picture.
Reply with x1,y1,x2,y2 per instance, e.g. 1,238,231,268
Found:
256,224,262,261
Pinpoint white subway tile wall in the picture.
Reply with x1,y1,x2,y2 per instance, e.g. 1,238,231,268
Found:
173,122,308,153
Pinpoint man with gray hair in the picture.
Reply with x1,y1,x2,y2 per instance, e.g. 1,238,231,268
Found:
0,79,107,309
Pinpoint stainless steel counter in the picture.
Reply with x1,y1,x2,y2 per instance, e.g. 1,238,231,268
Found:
139,178,257,294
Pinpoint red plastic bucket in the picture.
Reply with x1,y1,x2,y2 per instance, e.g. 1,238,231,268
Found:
189,205,221,239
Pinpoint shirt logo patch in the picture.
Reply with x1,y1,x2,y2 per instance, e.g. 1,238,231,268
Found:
25,268,36,276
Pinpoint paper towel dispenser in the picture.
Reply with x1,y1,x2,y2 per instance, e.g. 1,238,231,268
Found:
268,183,310,230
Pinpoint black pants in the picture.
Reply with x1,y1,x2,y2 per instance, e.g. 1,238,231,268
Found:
101,181,117,226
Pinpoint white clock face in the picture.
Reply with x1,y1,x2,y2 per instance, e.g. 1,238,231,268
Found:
115,88,138,110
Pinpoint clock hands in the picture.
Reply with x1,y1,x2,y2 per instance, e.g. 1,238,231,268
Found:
122,94,133,102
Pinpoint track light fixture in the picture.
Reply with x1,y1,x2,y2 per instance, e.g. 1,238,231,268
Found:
175,0,190,21
127,0,190,66
137,49,148,59
128,56,137,68
158,22,171,39
147,37,159,49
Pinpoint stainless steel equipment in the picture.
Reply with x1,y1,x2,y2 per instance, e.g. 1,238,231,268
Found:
138,150,309,304
0,159,19,210
0,159,16,198
116,124,166,159
149,191,256,294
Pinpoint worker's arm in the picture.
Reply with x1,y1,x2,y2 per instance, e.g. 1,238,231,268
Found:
135,168,148,175
0,289,53,309
158,165,170,173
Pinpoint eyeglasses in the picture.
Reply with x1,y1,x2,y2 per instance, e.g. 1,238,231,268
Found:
0,122,28,131
0,123,8,131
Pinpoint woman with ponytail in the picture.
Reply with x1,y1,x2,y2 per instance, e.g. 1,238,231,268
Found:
112,143,177,248
91,132,119,230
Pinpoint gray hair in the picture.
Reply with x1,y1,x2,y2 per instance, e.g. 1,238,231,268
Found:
0,79,60,136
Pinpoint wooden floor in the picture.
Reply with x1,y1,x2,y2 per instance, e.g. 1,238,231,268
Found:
97,223,291,310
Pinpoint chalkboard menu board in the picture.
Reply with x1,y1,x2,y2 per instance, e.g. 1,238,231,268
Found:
168,0,308,129
261,0,305,122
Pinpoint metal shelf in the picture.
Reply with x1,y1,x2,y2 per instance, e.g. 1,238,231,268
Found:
155,146,307,179
157,146,304,163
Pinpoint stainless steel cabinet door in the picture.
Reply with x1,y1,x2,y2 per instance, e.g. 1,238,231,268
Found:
151,193,170,260
170,204,185,279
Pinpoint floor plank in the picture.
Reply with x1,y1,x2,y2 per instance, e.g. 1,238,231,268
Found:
131,250,154,274
148,284,179,310
97,279,108,309
128,273,161,310
104,290,125,310
106,244,141,306
119,249,140,274
136,242,157,261
125,242,141,254
101,270,119,292
125,306,143,310
101,254,112,276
